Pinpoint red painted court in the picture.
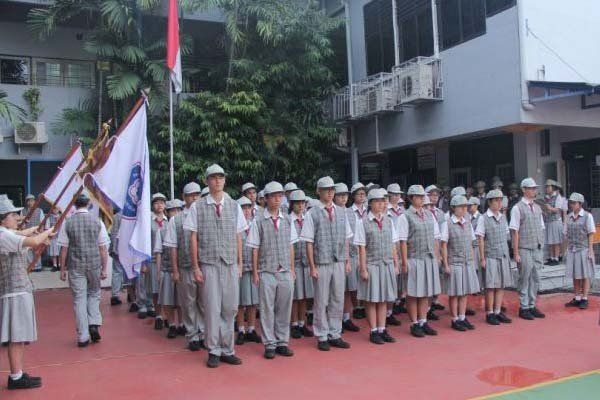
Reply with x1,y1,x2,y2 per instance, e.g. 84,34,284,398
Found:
1,289,599,400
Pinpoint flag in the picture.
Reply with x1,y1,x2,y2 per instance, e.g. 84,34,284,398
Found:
167,0,182,93
43,143,85,213
84,101,151,278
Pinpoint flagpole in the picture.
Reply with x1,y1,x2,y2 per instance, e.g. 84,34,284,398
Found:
169,80,175,200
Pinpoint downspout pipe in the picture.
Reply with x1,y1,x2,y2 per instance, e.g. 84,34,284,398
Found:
517,1,535,110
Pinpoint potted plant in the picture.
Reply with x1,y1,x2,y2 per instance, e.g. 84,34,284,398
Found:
15,87,47,144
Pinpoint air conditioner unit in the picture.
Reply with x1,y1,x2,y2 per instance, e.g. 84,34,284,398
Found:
396,60,437,104
14,122,48,145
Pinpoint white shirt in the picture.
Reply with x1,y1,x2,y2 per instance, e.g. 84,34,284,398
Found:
352,212,400,246
183,194,248,234
0,227,25,254
153,228,164,254
563,209,596,235
245,209,298,249
440,215,476,242
351,203,367,219
57,209,110,247
397,208,441,241
300,203,353,243
508,198,545,231
163,207,190,248
475,209,509,237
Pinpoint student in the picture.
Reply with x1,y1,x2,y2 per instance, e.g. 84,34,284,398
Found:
0,196,54,389
424,185,447,319
300,176,353,351
186,164,248,368
164,182,204,351
45,206,61,272
440,196,480,332
510,178,546,321
347,182,367,323
289,190,314,339
475,189,513,325
247,182,297,359
468,197,484,291
282,182,298,212
257,190,266,209
474,181,487,213
543,180,564,266
109,212,131,306
354,188,400,344
235,196,261,345
398,185,441,338
388,184,407,316
20,194,44,272
241,183,259,217
564,193,596,310
58,192,110,347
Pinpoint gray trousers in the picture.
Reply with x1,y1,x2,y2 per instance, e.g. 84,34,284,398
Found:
518,248,543,309
178,268,205,343
135,263,154,312
111,257,125,297
69,268,102,342
259,271,293,349
200,263,239,356
312,262,345,341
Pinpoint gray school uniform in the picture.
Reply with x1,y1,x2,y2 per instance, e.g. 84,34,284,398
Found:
109,214,128,298
565,211,595,279
470,212,484,289
136,216,167,311
443,217,480,296
0,227,37,343
239,227,259,306
45,213,61,257
431,207,446,292
388,206,404,295
155,229,177,307
478,212,513,289
291,214,313,300
544,194,564,245
346,205,366,292
21,207,43,270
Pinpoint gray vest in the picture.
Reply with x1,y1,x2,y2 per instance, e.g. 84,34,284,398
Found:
292,215,308,267
431,208,445,231
65,212,101,270
405,207,435,259
347,207,366,257
470,213,481,248
447,219,473,266
566,212,590,252
255,214,292,273
242,228,253,272
544,194,563,222
195,197,238,266
364,215,394,264
483,213,510,259
311,204,348,265
174,211,192,269
23,208,42,229
151,217,167,263
0,233,33,297
517,202,544,250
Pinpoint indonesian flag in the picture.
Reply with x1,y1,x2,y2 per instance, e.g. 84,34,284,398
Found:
167,0,182,93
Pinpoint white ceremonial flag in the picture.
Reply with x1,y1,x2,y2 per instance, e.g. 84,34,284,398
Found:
43,143,85,213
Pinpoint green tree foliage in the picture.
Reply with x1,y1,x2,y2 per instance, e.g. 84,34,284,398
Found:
0,90,25,127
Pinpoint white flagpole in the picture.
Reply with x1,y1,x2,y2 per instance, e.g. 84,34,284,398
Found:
169,80,175,200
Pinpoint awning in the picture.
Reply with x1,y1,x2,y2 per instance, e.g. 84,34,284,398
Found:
528,80,600,108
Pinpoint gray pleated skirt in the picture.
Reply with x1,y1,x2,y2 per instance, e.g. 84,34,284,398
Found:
546,220,564,245
473,246,485,290
0,293,37,343
149,261,160,294
158,271,177,306
397,272,406,295
47,238,60,257
407,257,442,298
565,249,595,279
239,270,260,306
445,263,481,296
484,257,514,289
345,255,359,292
293,263,314,300
357,262,398,303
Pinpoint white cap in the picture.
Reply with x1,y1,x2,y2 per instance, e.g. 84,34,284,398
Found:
237,196,252,207
263,181,284,195
468,197,480,206
474,180,486,188
316,176,335,189
365,182,380,191
407,185,426,196
335,183,349,194
350,182,366,194
25,194,35,201
569,192,585,203
290,190,306,202
166,199,183,210
492,180,504,188
258,190,265,199
204,164,226,179
545,179,558,187
0,197,23,215
284,182,298,192
425,184,440,194
367,188,387,201
183,182,201,195
152,193,167,203
386,183,403,194
423,195,431,205
486,189,504,200
241,182,256,193
450,195,468,207
520,178,538,188
450,186,466,197
201,187,210,197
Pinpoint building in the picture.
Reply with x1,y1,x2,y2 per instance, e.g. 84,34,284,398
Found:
331,0,600,208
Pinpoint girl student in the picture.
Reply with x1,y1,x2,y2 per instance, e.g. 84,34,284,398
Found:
440,195,480,332
45,206,61,272
346,183,367,325
354,188,400,344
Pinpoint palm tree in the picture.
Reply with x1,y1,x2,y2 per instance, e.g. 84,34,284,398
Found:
0,90,25,127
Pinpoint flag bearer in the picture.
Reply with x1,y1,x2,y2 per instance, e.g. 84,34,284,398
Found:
347,182,367,323
186,164,248,368
543,179,565,266
58,192,110,347
246,182,297,359
510,178,546,321
388,184,407,315
21,194,44,272
398,185,441,338
354,188,400,345
164,182,204,351
563,193,596,310
0,196,54,389
300,176,353,351
235,196,261,345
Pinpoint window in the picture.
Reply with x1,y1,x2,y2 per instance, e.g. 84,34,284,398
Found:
363,0,395,75
439,0,486,50
33,58,95,88
397,1,434,62
486,0,515,17
0,56,30,85
540,129,550,157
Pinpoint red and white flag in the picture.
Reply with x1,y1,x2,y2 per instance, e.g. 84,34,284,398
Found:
167,0,182,93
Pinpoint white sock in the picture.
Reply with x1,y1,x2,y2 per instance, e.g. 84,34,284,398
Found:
156,315,163,320
377,327,385,333
418,319,426,326
238,326,246,333
248,326,255,333
575,295,582,301
459,315,466,321
453,317,459,321
487,311,494,315
343,313,350,321
9,371,23,380
298,320,305,327
582,297,588,300
291,321,299,327
371,328,378,332
494,308,501,314
386,309,392,317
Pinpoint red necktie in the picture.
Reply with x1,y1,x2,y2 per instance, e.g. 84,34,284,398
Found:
375,217,383,231
391,208,400,216
156,219,164,228
357,208,365,218
297,218,303,229
271,217,279,231
529,203,534,213
326,207,334,222
215,204,221,218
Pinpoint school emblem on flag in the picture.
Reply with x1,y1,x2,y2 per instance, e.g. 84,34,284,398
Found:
123,163,143,219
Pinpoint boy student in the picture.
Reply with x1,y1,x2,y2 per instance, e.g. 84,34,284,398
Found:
164,182,204,351
241,182,259,217
510,178,546,321
347,182,367,322
186,164,248,368
300,176,353,351
247,182,297,359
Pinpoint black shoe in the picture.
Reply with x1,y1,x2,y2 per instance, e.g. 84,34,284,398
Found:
426,309,439,321
127,293,133,303
264,348,276,359
188,340,201,352
342,319,361,332
579,299,589,310
432,303,445,311
300,325,314,337
235,331,245,345
137,311,147,319
110,296,122,306
220,354,242,365
519,308,535,320
380,329,396,343
392,303,403,315
245,330,262,343
89,325,101,343
7,373,42,390
147,310,157,318
77,340,90,348
410,323,425,338
544,258,553,265
565,298,581,307
154,318,164,330
306,313,313,326
177,325,187,336
51,266,60,272
129,303,139,313
167,326,177,339
317,341,330,351
496,312,512,323
328,338,351,349
486,314,500,325
290,326,302,339
275,346,294,357
530,308,545,318
466,308,476,316
461,318,475,330
452,320,467,331
207,354,220,368
558,256,563,263
353,308,366,319
421,322,438,336
386,315,401,326
370,331,385,344
199,339,207,349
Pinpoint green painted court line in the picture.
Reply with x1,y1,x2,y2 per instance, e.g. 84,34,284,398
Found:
483,373,600,400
